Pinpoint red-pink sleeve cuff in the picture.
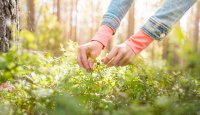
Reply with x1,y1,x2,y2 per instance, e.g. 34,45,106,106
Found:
125,30,154,54
91,25,114,49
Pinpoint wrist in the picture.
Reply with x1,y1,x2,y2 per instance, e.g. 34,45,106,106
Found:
125,30,154,54
91,25,114,49
90,41,104,50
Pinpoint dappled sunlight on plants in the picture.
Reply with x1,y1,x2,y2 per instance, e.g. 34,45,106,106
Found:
0,0,199,114
0,41,199,115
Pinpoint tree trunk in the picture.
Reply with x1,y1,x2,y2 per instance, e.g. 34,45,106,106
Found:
57,0,61,22
127,3,135,38
192,1,200,53
0,0,18,52
27,0,35,32
69,0,77,41
90,0,94,39
162,38,169,60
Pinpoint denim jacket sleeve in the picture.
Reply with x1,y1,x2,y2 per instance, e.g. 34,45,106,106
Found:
102,0,197,40
101,0,134,33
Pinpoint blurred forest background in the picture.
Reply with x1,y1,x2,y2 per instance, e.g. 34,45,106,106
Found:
19,0,200,69
0,0,199,114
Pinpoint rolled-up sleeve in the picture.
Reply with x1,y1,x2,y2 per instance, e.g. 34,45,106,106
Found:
101,0,134,33
142,0,197,40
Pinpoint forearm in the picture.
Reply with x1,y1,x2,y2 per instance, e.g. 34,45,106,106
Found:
93,0,197,53
91,25,113,48
101,0,134,33
92,0,134,48
142,0,197,40
126,0,197,54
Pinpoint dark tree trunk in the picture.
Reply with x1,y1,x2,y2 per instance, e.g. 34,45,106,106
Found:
0,0,18,52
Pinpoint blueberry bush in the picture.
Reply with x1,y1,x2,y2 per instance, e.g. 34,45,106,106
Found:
0,41,200,115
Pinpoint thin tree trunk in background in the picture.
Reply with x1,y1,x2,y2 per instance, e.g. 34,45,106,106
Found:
128,3,135,38
65,0,71,42
192,1,200,53
53,0,56,16
67,0,72,41
27,0,35,32
69,0,77,41
93,1,101,33
173,22,181,65
71,0,77,41
90,0,94,39
162,38,169,60
57,0,61,22
69,0,72,40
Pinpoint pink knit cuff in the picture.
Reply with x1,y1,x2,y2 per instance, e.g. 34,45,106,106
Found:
125,30,154,54
91,25,114,49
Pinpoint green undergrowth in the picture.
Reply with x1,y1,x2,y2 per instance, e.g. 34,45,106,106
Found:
0,41,199,115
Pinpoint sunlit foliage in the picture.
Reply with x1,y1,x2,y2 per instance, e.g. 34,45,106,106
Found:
0,41,199,115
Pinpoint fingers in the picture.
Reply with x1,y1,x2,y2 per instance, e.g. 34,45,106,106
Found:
107,52,123,67
80,50,91,71
77,47,91,72
118,53,132,66
77,53,84,68
102,47,118,64
102,43,136,67
77,41,103,72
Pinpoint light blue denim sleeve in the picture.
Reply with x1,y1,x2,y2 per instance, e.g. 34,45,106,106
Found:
101,0,134,33
102,0,197,40
142,0,197,40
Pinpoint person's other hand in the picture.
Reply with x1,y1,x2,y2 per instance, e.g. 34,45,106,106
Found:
77,41,103,72
101,43,135,67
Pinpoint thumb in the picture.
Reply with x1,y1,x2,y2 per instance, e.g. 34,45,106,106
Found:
102,47,118,64
89,52,97,70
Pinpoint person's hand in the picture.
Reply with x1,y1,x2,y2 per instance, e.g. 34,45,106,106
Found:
102,43,135,67
77,41,103,72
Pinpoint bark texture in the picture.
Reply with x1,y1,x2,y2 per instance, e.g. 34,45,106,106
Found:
0,0,17,52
